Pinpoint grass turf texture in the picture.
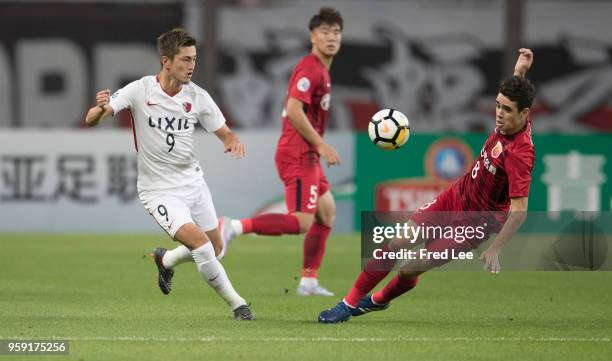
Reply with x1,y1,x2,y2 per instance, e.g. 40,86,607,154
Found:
1,234,610,361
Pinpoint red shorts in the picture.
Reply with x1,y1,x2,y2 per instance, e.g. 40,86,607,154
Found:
410,188,506,267
276,160,330,214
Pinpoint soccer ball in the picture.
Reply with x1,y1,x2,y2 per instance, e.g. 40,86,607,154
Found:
368,108,410,150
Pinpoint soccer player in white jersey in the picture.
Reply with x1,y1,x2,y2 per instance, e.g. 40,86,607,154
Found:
84,28,253,320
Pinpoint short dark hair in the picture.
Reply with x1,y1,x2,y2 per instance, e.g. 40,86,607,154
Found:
499,75,535,111
308,7,343,31
156,28,196,60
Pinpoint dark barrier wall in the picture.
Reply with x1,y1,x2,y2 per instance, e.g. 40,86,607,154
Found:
0,1,182,127
1,1,611,133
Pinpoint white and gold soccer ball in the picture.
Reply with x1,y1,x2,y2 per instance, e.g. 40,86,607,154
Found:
368,108,410,150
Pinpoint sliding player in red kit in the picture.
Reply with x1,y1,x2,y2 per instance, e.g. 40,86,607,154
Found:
319,48,536,323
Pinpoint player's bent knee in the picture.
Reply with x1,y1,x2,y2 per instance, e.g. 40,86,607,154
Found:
398,260,427,279
293,213,315,233
317,194,335,221
397,271,420,289
398,268,421,281
204,228,223,257
317,212,335,228
174,223,210,250
298,218,314,233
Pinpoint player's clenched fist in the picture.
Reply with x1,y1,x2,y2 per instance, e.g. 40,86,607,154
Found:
96,89,111,109
85,89,113,126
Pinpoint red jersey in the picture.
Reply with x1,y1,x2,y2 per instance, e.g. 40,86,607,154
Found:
276,53,331,165
451,120,535,212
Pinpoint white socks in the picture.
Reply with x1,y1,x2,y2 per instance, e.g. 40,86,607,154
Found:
163,242,226,266
231,219,244,235
161,245,193,269
299,277,318,289
191,242,246,310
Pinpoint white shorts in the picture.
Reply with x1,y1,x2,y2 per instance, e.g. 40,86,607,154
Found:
139,182,219,238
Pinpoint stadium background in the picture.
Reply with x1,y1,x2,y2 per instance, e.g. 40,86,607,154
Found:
1,1,611,360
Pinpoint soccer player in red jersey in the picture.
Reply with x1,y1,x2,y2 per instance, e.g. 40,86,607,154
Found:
159,8,344,296
227,7,343,296
319,48,536,323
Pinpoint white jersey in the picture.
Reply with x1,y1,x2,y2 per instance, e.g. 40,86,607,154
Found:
109,75,225,192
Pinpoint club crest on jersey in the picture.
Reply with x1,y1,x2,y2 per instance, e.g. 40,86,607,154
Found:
320,93,330,111
297,77,310,92
183,102,192,113
491,141,503,159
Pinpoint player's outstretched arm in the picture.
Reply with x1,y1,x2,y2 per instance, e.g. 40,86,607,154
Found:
214,125,245,159
85,89,114,127
286,97,341,167
479,196,528,273
513,48,533,78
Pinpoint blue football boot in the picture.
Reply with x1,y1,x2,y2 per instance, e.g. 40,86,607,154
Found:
318,301,354,323
351,294,389,317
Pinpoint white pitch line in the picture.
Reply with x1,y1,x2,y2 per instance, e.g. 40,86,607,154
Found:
1,336,609,343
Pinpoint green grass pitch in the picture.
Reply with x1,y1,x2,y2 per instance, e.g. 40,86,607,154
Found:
1,233,611,360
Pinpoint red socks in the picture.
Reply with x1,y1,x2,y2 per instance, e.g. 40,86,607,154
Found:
302,222,331,278
372,276,419,304
240,214,300,235
239,215,332,280
344,270,389,307
343,245,399,307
